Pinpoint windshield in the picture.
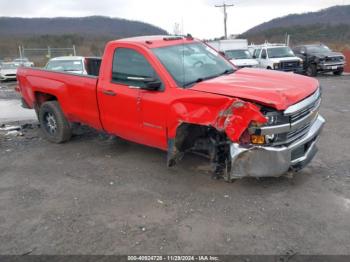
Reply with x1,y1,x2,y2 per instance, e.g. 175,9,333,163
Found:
225,50,252,60
267,47,295,58
306,45,331,53
46,60,83,72
152,42,234,88
0,63,17,69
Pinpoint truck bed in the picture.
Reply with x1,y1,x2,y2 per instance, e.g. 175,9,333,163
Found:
17,67,103,130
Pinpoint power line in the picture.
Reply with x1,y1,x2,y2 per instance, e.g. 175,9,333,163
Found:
215,2,234,39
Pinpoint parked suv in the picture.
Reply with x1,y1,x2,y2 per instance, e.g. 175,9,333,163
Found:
252,44,303,73
293,44,346,76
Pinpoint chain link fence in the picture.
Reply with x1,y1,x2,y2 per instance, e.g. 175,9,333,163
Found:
19,46,76,67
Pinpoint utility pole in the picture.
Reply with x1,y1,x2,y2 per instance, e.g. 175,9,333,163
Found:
215,2,234,39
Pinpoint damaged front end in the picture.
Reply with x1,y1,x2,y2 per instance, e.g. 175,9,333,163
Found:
229,88,325,179
167,88,325,181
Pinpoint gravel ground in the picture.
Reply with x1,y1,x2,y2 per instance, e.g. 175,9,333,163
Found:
0,76,349,255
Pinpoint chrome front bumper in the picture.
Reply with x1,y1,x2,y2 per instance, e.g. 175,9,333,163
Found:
229,115,325,178
319,62,345,70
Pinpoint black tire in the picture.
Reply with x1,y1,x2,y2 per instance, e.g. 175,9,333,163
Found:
333,69,344,76
306,64,317,77
38,101,72,143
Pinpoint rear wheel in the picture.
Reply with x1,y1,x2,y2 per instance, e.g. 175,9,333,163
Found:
306,64,317,77
333,69,344,76
38,101,72,143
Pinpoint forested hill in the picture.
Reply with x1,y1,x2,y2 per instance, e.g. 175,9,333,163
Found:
239,5,350,46
0,16,168,58
0,16,167,37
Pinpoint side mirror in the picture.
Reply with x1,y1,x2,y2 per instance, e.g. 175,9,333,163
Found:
143,80,162,91
126,76,162,91
252,55,256,59
218,51,225,57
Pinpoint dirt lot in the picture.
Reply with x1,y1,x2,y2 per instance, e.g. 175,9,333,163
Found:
0,76,350,255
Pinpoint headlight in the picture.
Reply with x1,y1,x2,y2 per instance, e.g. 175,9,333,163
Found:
273,63,280,69
249,110,286,145
267,114,278,125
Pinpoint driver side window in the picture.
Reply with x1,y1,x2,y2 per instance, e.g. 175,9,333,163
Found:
112,48,161,88
261,49,267,59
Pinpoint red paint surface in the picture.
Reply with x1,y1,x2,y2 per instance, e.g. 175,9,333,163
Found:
343,48,350,73
17,36,320,150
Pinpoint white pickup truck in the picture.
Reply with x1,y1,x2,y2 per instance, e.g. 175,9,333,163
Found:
207,39,258,68
251,44,303,73
45,56,102,76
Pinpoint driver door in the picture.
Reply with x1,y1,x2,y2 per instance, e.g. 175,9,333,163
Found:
98,47,160,143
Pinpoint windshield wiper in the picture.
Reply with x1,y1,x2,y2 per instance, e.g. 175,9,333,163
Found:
183,69,235,88
220,69,235,75
183,77,206,88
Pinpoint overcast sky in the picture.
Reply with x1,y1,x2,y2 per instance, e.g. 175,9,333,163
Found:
0,0,348,38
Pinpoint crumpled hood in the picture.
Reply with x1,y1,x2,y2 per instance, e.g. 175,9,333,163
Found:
311,51,344,59
191,68,319,110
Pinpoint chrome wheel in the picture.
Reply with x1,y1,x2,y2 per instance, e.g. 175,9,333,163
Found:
44,112,57,134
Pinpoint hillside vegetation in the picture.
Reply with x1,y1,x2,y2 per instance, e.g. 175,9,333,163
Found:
0,16,167,59
239,5,350,48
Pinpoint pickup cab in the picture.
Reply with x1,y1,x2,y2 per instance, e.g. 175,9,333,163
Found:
252,44,303,73
17,35,325,181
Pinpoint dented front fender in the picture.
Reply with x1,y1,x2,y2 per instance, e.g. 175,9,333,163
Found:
168,96,267,143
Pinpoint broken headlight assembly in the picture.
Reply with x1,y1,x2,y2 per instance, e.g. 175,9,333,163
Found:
249,109,287,145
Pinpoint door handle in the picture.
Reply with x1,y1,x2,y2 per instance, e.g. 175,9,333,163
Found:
102,90,116,96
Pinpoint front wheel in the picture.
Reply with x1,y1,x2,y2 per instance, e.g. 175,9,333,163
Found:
38,101,72,143
306,64,317,77
333,69,344,76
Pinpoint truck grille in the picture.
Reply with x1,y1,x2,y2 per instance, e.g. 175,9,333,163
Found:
274,123,311,146
286,123,311,141
325,56,343,63
289,97,320,123
272,89,321,146
280,60,299,71
249,88,321,146
282,91,321,145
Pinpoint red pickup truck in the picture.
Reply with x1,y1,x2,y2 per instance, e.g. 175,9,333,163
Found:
17,35,325,181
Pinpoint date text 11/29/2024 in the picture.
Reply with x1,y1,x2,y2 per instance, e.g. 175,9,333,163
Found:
127,255,219,261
